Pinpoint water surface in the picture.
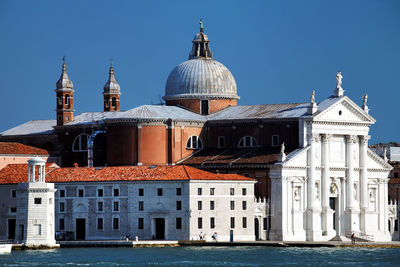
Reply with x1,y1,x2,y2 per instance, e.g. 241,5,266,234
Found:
1,246,399,266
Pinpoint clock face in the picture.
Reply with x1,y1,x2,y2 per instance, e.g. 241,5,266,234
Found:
330,184,337,194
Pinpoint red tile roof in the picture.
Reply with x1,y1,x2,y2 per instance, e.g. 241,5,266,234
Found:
0,164,253,184
0,142,49,155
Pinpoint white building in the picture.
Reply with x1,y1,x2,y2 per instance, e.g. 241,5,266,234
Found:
269,81,392,241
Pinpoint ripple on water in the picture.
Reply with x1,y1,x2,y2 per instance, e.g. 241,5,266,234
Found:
1,246,400,266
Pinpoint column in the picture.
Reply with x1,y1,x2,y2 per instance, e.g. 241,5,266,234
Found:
306,133,322,241
359,135,370,234
322,134,334,236
345,135,358,232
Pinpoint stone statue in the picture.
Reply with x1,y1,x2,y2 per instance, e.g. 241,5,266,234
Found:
336,71,343,89
199,19,204,32
311,90,315,103
362,94,368,107
280,142,285,155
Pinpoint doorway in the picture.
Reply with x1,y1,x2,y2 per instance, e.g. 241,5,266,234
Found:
76,218,86,240
155,218,165,240
329,197,336,230
8,219,16,240
254,218,260,240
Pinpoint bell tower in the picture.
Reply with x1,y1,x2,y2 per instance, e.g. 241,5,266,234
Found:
103,62,121,112
55,57,74,126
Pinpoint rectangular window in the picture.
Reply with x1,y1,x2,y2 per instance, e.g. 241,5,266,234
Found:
210,188,215,195
59,218,65,230
176,188,182,196
113,217,119,230
198,188,202,195
218,136,225,148
157,188,163,196
60,202,65,212
242,188,247,195
11,189,16,198
198,201,202,210
78,189,84,197
34,198,42,204
138,218,144,229
210,200,215,210
272,135,279,147
210,217,215,229
230,217,235,228
198,218,203,229
242,201,247,210
97,201,103,212
242,217,247,228
97,218,103,230
114,188,119,197
230,188,235,195
35,224,41,235
60,189,65,198
139,201,144,211
10,207,17,213
139,188,144,196
230,201,235,210
97,188,103,197
263,218,268,230
176,201,182,210
113,201,119,212
176,217,182,229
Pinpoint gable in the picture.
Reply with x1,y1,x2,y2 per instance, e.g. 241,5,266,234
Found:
366,149,393,171
314,97,375,124
282,147,309,167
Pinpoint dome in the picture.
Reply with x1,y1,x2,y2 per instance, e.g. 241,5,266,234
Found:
164,58,238,100
56,61,74,91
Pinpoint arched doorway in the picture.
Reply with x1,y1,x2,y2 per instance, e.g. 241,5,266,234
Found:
254,218,260,240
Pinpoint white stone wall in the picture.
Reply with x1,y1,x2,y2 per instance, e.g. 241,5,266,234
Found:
188,180,256,242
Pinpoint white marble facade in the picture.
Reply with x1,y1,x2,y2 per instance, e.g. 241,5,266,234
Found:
269,93,392,241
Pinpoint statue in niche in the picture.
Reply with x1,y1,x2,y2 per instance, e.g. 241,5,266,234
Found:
369,189,375,202
294,187,299,200
336,71,343,89
315,182,319,200
330,183,338,195
353,183,358,200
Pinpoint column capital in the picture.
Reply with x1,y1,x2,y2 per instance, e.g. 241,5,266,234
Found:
307,133,320,143
359,135,371,144
346,135,358,144
322,134,332,143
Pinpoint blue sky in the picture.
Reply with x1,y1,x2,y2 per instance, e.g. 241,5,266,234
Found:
0,0,399,143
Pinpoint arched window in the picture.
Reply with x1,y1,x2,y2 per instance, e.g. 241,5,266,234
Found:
72,134,89,152
111,97,117,108
238,136,257,148
65,94,70,108
186,136,203,149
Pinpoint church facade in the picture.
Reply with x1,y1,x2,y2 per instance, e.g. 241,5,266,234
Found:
0,24,392,241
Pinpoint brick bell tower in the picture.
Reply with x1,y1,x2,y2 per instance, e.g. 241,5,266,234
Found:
103,63,121,112
55,57,74,126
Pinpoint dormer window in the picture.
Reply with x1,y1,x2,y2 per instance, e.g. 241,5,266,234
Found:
186,136,203,149
72,133,89,152
238,136,257,148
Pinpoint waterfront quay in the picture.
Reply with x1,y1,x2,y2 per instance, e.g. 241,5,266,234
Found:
12,240,400,250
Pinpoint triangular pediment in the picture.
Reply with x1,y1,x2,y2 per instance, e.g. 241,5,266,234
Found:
282,147,309,167
366,148,393,171
314,96,375,124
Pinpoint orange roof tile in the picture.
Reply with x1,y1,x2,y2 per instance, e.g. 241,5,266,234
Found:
0,164,253,184
0,142,49,155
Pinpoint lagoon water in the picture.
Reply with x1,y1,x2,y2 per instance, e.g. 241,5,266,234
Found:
1,246,400,266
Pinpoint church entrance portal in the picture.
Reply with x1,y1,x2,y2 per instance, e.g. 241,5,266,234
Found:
329,197,337,230
155,218,165,240
254,218,260,240
76,218,86,240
